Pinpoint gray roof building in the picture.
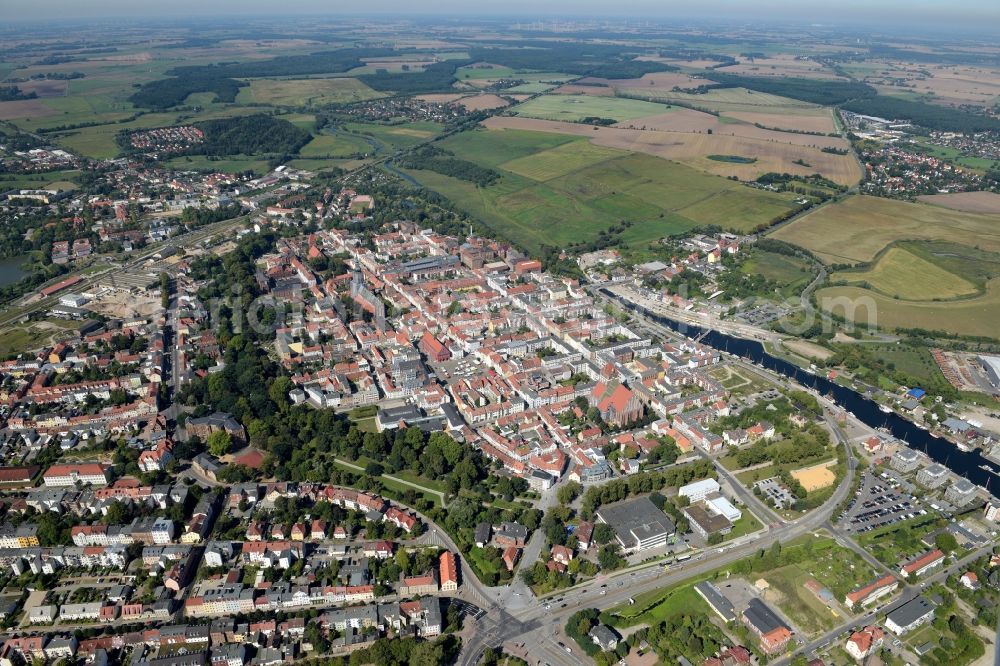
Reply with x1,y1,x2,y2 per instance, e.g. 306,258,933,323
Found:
595,496,675,553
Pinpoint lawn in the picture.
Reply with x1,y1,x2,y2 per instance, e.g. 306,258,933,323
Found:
607,580,714,628
770,195,1000,266
724,513,763,540
410,128,797,257
512,94,673,122
236,77,385,106
763,564,842,635
832,246,978,301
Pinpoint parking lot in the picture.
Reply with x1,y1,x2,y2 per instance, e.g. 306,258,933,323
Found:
839,471,926,534
430,356,486,383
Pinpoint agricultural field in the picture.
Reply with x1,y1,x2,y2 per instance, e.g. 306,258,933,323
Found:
817,281,1000,339
713,55,846,80
621,85,821,114
512,94,673,122
613,106,848,151
405,127,799,256
770,195,1000,265
234,77,385,106
721,109,838,134
831,246,979,301
918,191,1000,213
482,116,860,184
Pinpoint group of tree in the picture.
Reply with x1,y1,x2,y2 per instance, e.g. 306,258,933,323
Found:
396,146,500,187
183,114,311,156
579,460,715,518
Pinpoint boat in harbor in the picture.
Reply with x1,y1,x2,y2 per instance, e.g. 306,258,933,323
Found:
879,404,892,414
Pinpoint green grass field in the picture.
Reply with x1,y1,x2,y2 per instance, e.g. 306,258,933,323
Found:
299,131,373,158
832,246,979,300
167,155,272,174
741,249,814,298
500,141,624,180
512,94,672,122
408,128,797,256
342,121,443,152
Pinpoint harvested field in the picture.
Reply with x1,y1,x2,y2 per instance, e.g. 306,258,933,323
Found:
917,191,1000,214
722,110,837,134
15,79,68,98
237,77,384,106
456,93,510,111
482,116,860,185
552,83,616,96
715,55,845,80
416,93,466,103
583,71,708,92
617,108,848,149
817,280,1000,339
782,339,834,361
865,62,1000,107
770,195,1000,265
791,461,837,491
0,99,56,120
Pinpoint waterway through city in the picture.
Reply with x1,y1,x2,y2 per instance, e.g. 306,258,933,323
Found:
608,289,997,493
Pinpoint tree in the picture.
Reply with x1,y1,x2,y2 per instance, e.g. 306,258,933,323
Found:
207,430,233,457
557,481,583,505
593,523,616,545
936,532,959,553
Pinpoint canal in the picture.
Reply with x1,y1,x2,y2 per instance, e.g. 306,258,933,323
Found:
0,254,29,288
607,289,997,492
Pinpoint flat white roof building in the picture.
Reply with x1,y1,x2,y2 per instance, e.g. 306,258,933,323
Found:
679,478,721,503
706,494,743,522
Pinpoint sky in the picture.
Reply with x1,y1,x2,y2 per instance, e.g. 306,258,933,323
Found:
3,0,998,31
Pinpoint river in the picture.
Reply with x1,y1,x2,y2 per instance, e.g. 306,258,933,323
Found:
0,255,29,287
606,288,997,492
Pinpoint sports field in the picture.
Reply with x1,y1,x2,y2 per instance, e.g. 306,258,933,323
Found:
235,77,385,106
831,246,979,300
406,128,798,256
770,195,1000,265
791,461,837,491
512,94,673,122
